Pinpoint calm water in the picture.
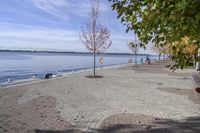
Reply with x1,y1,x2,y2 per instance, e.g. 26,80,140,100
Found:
0,52,158,83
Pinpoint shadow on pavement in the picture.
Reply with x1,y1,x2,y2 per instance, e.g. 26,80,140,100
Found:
35,116,200,133
94,116,200,133
35,129,83,133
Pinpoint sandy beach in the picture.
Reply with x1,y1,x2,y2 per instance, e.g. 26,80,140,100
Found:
0,61,200,133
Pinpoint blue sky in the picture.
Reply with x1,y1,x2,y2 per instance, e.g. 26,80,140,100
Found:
0,0,153,53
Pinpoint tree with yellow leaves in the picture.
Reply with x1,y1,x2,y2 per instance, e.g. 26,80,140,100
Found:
151,44,170,60
152,36,198,69
170,36,198,69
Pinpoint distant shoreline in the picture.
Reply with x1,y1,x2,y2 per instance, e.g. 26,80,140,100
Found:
0,49,157,56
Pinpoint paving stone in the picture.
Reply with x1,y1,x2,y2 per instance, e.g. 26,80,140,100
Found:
0,61,199,132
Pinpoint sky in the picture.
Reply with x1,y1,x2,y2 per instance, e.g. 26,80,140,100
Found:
0,0,153,53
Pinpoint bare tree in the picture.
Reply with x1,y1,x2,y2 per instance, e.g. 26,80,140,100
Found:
128,34,139,67
80,0,112,77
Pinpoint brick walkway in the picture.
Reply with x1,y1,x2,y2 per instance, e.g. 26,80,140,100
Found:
0,61,200,133
0,87,75,133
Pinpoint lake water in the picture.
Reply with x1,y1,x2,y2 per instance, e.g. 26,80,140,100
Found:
0,52,158,83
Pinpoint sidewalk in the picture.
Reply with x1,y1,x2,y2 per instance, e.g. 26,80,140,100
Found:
0,61,199,133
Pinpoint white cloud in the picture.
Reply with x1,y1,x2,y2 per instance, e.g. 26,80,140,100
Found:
31,0,111,19
0,26,132,53
33,0,67,6
0,24,153,53
31,0,69,20
0,28,85,51
0,0,154,54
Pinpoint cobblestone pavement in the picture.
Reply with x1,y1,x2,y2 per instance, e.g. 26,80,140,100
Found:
0,61,200,133
0,87,74,133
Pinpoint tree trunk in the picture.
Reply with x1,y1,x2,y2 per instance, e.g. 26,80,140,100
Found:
134,33,137,67
158,53,161,61
93,51,96,77
194,55,197,68
196,61,200,71
135,51,137,67
196,49,200,71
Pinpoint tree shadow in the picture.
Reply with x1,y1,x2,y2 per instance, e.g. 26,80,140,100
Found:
93,117,200,133
35,117,200,133
35,128,83,133
85,75,103,78
156,87,200,104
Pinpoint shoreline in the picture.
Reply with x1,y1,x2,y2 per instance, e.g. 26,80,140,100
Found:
0,51,160,85
0,62,132,87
